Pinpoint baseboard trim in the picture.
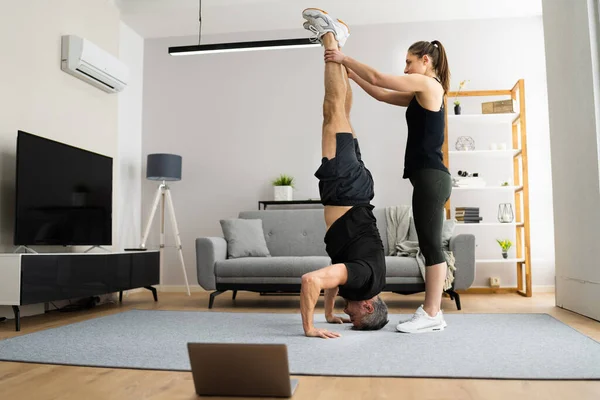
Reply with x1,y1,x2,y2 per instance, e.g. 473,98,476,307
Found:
157,285,555,294
158,285,206,293
532,285,555,293
460,285,555,294
459,287,519,294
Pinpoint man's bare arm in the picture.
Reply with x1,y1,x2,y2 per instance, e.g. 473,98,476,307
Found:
324,288,338,319
324,288,351,323
300,264,348,338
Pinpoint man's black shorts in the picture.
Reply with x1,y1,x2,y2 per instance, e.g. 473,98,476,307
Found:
314,133,374,206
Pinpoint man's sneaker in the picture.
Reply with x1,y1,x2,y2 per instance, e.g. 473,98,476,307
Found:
396,305,447,333
302,8,350,47
303,21,323,45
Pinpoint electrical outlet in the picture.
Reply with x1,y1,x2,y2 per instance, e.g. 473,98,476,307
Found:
489,277,500,288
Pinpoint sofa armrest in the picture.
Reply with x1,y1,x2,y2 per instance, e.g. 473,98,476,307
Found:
449,234,476,291
195,237,227,291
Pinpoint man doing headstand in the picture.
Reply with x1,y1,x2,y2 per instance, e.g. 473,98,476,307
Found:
300,8,388,339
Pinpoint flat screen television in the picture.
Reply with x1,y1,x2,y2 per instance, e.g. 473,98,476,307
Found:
14,130,113,246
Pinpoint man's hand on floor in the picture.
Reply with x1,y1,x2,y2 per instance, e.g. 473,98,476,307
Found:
305,327,342,339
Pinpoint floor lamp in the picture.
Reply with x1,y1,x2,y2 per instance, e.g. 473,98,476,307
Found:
141,153,190,296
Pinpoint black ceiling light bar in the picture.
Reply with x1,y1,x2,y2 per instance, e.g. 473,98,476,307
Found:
168,0,319,56
169,38,318,55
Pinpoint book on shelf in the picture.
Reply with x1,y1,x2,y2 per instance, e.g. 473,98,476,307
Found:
456,216,483,223
456,210,480,216
455,207,480,218
455,205,482,223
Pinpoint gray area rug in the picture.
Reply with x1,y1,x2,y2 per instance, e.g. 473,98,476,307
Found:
1,310,599,380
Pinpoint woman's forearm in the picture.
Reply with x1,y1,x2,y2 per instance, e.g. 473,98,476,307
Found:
342,56,379,86
351,72,387,101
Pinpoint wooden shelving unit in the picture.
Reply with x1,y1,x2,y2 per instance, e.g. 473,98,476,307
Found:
443,79,532,297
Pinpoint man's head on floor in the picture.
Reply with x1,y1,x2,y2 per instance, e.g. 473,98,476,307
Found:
343,296,389,330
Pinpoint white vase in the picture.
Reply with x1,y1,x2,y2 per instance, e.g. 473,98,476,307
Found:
274,186,293,201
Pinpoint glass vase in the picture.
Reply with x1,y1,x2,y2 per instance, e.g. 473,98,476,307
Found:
497,203,514,223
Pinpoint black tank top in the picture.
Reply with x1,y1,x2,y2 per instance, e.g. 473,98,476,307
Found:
403,78,449,179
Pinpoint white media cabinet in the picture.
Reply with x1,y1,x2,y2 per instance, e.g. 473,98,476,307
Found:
0,250,160,331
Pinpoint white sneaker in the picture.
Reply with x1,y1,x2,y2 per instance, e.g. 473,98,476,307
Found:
302,8,350,47
396,305,447,333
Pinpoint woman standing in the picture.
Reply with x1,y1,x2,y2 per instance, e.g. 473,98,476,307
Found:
324,39,453,333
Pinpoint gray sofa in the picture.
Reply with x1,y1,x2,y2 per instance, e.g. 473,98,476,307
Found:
196,208,475,309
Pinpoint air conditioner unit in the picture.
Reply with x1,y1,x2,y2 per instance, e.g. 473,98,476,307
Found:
61,35,129,93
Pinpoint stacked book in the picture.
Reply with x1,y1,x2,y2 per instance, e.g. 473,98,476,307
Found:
455,207,482,223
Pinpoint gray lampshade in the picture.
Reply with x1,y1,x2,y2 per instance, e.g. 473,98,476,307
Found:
146,153,182,181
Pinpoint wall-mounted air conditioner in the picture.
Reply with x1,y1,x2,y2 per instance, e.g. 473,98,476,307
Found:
60,35,129,93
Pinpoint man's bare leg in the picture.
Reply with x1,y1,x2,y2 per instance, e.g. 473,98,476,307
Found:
322,33,351,159
321,32,353,229
342,66,356,138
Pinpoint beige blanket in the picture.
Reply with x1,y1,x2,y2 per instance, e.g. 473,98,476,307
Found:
385,205,456,291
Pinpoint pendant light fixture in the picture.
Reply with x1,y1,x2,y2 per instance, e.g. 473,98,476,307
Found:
168,0,319,56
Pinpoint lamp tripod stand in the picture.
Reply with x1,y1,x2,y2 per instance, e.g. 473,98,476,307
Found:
140,180,190,296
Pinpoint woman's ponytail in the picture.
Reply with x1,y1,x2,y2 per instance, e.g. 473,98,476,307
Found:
430,40,450,94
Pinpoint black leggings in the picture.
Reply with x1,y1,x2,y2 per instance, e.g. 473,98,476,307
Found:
410,168,452,266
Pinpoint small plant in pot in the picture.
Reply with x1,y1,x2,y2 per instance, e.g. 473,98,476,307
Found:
453,79,469,115
496,239,513,259
453,100,462,115
272,174,294,201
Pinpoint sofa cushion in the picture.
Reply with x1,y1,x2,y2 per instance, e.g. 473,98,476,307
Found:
371,208,389,255
220,218,271,258
385,256,421,277
239,210,328,257
215,255,421,279
216,256,331,278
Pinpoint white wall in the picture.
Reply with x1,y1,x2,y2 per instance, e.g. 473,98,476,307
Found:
0,0,122,319
142,16,554,290
542,0,600,321
117,22,144,250
592,0,600,184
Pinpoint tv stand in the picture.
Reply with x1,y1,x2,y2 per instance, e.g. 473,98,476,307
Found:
0,250,159,331
14,245,38,254
120,286,158,302
84,245,111,253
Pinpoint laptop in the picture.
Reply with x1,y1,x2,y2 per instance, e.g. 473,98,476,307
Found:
187,343,299,398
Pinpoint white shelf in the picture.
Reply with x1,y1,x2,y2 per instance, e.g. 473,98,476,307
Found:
476,258,525,263
455,222,524,227
452,185,523,191
448,113,520,124
449,149,522,156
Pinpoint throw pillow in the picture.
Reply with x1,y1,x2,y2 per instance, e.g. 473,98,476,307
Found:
220,218,271,258
442,219,456,249
408,213,456,248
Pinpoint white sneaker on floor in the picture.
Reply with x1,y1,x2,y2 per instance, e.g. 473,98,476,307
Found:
396,305,447,333
302,8,350,47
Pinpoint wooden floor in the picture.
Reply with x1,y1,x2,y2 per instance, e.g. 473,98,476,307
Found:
1,291,599,400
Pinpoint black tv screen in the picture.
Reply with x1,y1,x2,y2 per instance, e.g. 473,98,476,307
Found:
14,131,113,246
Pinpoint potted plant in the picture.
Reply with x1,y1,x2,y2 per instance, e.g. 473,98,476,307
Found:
272,174,294,201
496,239,513,259
453,79,469,115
